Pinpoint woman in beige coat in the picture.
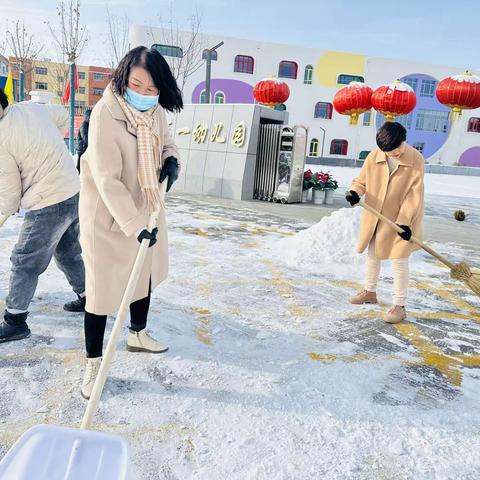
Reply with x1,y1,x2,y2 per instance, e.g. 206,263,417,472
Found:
79,46,183,399
345,122,424,324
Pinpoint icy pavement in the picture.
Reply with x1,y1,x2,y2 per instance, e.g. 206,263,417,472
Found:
1,195,480,479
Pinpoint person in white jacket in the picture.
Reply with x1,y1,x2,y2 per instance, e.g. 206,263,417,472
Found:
0,87,86,343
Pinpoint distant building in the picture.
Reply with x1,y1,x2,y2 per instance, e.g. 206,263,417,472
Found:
7,57,113,108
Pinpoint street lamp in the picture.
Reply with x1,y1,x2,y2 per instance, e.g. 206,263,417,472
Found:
203,41,224,104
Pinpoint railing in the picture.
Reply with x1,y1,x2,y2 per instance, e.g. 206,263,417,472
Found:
66,105,94,116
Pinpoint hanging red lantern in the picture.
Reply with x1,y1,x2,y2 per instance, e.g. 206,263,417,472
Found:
371,80,417,122
333,82,373,125
253,78,290,108
436,71,480,119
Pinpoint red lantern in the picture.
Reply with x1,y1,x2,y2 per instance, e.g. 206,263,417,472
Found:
333,82,373,125
371,80,417,122
436,71,480,119
253,78,290,108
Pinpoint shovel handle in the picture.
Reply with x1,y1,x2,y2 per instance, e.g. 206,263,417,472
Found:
81,179,168,430
358,200,455,270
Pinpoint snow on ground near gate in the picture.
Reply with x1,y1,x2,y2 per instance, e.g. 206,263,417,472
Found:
1,196,480,479
305,165,480,199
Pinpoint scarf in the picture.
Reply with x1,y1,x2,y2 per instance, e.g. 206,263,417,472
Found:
114,90,162,213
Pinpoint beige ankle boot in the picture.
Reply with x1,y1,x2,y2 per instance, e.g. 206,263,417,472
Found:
127,329,169,353
81,357,102,400
385,306,407,324
350,290,378,305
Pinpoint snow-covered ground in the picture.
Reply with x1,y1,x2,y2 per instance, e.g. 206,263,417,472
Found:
305,165,480,200
1,195,480,479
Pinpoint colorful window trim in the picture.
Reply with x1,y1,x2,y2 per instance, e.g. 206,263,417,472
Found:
330,139,348,155
314,102,333,119
234,55,254,74
279,61,298,80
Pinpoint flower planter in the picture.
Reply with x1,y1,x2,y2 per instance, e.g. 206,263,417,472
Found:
312,189,325,205
302,188,313,203
324,189,335,205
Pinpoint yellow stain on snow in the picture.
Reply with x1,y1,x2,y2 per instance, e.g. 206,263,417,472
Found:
414,280,480,322
333,280,364,290
395,322,463,386
263,259,306,318
195,316,213,346
308,352,370,363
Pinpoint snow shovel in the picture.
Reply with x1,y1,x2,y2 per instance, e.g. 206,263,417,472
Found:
358,200,480,298
0,179,169,480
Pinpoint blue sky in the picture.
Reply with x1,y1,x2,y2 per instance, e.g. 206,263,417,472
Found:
2,0,479,69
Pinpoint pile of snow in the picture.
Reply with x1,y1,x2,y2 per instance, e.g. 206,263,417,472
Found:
274,206,437,279
274,207,364,276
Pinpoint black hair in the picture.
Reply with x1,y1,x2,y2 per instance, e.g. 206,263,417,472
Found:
0,87,8,110
376,122,407,152
112,46,183,112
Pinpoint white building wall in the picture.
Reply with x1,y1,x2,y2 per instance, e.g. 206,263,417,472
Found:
130,26,480,166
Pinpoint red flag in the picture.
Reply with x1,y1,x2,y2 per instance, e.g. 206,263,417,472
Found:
62,65,79,104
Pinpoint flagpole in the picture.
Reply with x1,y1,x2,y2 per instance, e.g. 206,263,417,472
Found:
69,61,75,155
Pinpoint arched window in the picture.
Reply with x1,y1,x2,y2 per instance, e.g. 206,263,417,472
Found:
309,138,319,157
304,65,313,84
467,117,480,133
234,55,254,74
152,44,183,58
337,74,365,85
314,102,333,119
330,139,348,155
278,61,298,79
214,91,225,104
358,150,371,160
200,90,211,104
274,104,287,111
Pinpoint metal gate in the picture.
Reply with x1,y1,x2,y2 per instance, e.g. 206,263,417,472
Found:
253,124,281,201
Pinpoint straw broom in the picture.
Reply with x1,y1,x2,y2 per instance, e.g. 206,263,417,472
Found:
358,201,480,297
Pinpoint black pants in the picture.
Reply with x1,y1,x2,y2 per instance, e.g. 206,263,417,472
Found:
84,292,151,358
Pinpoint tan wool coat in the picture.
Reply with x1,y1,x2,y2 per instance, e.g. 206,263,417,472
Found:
79,86,179,315
351,144,425,260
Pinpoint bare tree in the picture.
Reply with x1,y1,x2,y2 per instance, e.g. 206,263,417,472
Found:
6,20,43,100
105,6,130,68
150,6,205,92
47,0,88,64
47,0,88,153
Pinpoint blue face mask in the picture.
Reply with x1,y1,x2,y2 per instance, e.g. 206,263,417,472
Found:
124,87,159,111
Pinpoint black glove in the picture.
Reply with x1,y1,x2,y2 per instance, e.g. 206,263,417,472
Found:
397,225,412,241
137,227,158,248
159,156,179,192
345,190,360,206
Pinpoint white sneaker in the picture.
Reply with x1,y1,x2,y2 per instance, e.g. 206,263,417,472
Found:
81,357,102,400
127,328,169,354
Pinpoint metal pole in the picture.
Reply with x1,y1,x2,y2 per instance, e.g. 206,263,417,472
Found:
205,51,211,104
319,126,326,159
19,69,25,102
69,62,75,155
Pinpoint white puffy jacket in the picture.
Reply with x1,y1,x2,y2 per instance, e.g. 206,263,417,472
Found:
0,102,80,216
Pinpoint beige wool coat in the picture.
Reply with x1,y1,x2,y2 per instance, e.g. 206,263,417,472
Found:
79,86,179,315
351,144,425,260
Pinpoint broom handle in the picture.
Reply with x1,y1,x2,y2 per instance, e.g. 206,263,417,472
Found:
358,201,455,270
81,179,168,430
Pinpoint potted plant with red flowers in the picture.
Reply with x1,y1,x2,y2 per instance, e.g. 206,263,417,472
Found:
312,171,328,204
302,169,315,202
323,172,338,205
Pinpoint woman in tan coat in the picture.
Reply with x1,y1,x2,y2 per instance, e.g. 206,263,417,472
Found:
79,46,183,399
345,122,424,324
